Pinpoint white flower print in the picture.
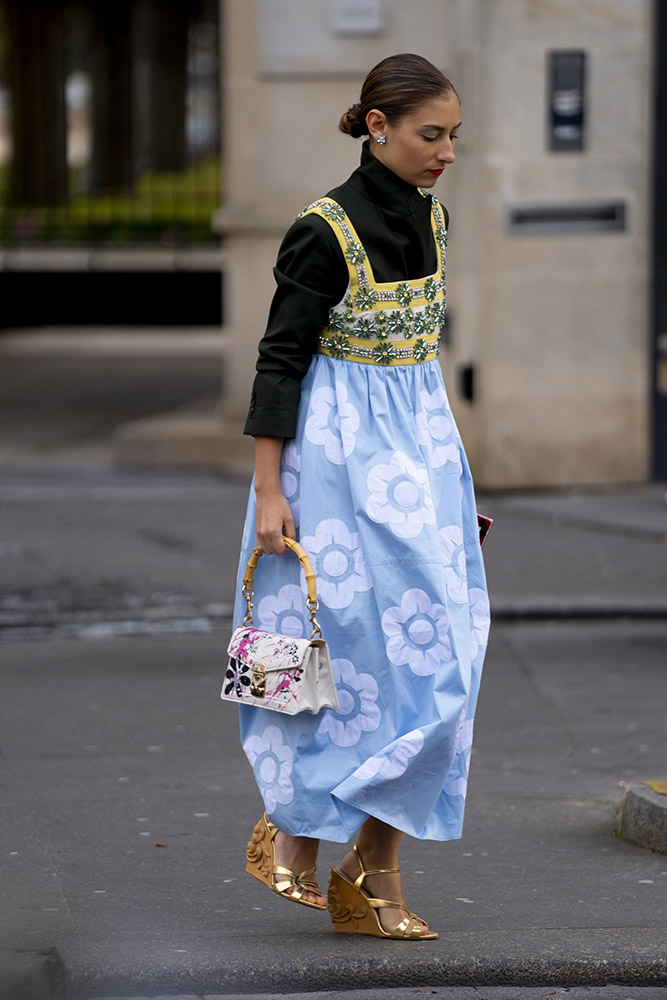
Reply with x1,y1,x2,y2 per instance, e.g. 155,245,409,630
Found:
353,728,424,781
469,587,491,659
300,519,372,609
317,658,381,747
439,525,468,604
279,441,301,528
243,725,294,812
305,382,359,465
257,585,307,638
442,719,474,797
415,386,461,470
382,588,452,676
366,451,436,539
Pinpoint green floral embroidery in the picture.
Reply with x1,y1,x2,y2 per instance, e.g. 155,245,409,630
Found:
401,312,414,337
320,201,346,222
422,305,437,334
395,283,414,307
413,338,429,362
373,342,397,365
354,317,377,339
412,311,429,337
342,294,355,322
328,334,351,359
354,288,378,310
435,227,448,252
327,310,346,333
374,312,388,340
345,242,366,266
385,311,407,337
427,302,443,328
423,277,438,302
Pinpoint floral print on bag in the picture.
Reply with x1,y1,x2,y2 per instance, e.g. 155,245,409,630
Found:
225,627,305,711
223,625,339,716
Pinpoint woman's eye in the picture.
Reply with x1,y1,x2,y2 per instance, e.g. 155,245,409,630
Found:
422,135,438,142
451,133,459,141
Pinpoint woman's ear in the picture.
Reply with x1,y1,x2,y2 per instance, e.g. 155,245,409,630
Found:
366,108,387,142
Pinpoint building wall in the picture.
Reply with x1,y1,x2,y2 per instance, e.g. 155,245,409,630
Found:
445,0,653,487
220,0,654,487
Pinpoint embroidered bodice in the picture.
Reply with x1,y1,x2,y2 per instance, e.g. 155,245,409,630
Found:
298,194,447,366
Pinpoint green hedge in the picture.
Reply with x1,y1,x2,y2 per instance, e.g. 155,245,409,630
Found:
0,156,222,245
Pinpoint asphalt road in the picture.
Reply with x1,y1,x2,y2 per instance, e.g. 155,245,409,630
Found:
2,621,666,997
1,464,666,998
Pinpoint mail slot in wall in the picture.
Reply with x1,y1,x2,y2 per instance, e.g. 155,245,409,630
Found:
507,201,626,235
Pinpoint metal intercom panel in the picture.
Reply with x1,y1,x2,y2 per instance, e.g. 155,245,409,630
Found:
548,50,586,152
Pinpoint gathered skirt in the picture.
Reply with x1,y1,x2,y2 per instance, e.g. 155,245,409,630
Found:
232,354,489,843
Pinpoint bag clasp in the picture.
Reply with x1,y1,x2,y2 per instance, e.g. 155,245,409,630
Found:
251,662,266,698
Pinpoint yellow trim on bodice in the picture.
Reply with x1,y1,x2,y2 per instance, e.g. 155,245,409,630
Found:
298,194,448,366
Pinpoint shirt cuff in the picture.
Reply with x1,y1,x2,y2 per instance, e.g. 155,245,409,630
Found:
243,372,302,439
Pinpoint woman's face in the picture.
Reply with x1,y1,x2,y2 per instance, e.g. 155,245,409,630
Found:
368,94,461,188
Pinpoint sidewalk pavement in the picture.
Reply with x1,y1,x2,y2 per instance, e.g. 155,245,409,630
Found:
1,466,666,1000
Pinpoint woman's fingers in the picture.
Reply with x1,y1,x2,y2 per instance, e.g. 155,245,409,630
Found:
256,530,286,555
255,493,293,554
283,506,296,542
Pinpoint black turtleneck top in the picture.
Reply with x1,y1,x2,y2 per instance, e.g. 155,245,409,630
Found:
244,141,449,438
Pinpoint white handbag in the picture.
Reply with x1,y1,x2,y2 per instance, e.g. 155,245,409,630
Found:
221,537,339,716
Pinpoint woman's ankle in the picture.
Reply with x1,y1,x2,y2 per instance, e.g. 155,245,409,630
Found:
274,829,320,870
355,840,400,872
355,817,403,869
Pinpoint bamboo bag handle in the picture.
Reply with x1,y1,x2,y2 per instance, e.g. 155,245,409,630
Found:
241,536,322,640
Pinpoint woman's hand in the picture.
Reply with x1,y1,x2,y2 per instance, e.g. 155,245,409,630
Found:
253,436,296,554
255,487,296,554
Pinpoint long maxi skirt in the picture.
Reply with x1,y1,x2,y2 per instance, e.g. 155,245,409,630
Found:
232,353,490,843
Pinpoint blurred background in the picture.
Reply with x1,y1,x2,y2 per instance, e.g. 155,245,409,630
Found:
0,0,665,485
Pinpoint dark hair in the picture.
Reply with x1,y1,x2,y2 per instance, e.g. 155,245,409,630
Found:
339,53,457,138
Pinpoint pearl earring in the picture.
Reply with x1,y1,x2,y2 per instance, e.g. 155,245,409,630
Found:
376,135,386,145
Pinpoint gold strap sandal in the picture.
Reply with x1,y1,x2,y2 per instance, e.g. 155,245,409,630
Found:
245,812,327,910
328,843,438,939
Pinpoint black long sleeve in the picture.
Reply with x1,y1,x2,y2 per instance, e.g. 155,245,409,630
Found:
244,214,347,438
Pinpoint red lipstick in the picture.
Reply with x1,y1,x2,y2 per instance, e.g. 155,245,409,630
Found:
429,169,444,176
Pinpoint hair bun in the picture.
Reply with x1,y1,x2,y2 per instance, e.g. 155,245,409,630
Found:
338,102,367,138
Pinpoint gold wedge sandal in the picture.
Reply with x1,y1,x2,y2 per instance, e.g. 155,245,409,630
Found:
327,844,438,939
245,813,327,910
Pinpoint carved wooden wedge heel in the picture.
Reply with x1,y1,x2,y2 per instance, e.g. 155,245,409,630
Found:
327,844,438,940
245,813,327,910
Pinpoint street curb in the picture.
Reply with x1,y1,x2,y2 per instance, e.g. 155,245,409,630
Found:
52,932,667,1000
63,959,667,1000
5,954,667,1000
617,783,667,855
0,948,66,1000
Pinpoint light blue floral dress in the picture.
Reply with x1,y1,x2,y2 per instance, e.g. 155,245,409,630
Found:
232,194,490,843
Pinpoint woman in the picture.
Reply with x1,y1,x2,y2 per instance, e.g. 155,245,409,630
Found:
233,53,490,940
